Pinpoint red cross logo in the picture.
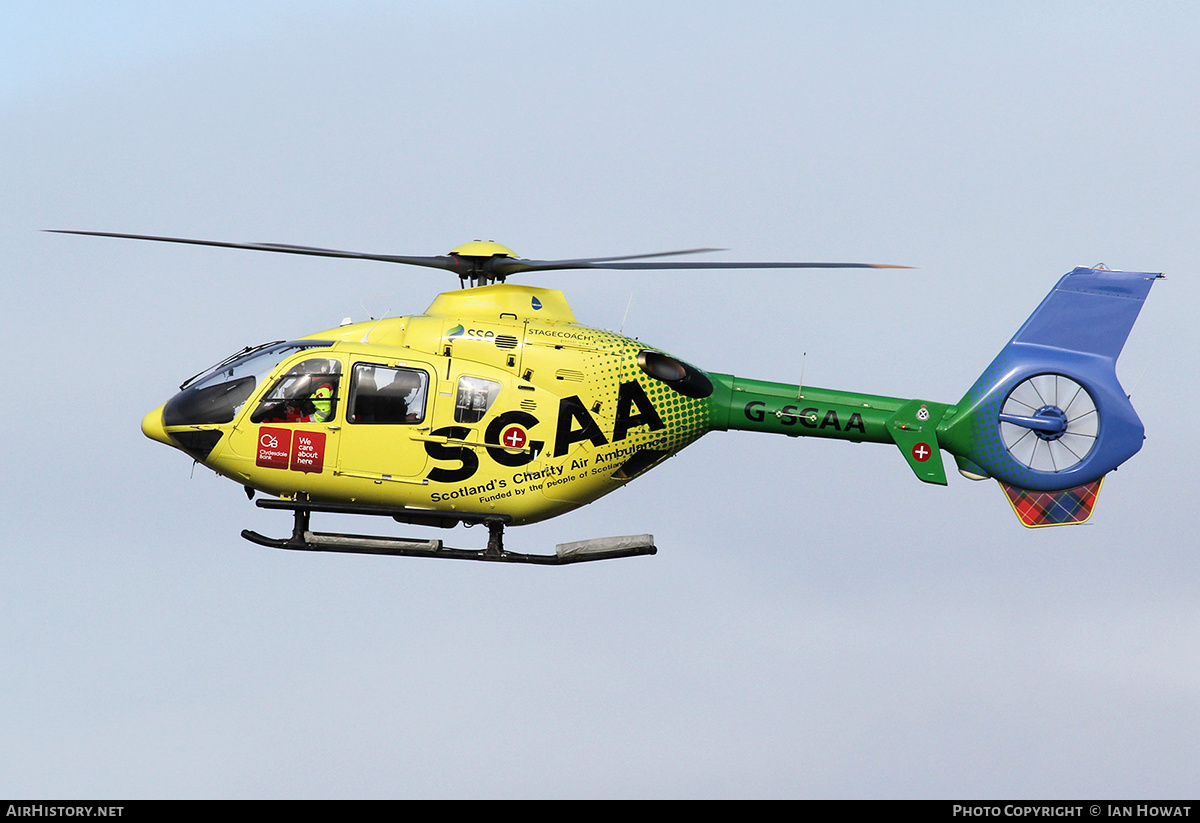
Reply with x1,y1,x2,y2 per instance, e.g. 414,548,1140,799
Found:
502,426,527,449
912,442,932,462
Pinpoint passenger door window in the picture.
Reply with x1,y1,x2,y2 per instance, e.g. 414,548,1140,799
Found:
349,364,428,424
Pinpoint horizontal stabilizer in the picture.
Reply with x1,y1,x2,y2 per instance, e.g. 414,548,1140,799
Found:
888,399,950,485
1000,477,1104,527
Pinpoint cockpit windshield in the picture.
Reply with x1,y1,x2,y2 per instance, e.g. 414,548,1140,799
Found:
163,341,334,426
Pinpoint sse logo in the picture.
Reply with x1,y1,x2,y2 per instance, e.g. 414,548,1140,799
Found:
445,324,496,342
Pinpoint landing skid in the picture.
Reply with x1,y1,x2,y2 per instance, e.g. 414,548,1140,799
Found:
241,497,656,565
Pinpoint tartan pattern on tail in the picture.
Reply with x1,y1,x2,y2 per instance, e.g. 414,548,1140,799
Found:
1000,478,1104,527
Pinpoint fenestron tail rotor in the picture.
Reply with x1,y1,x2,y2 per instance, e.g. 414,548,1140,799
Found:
999,374,1099,473
48,230,910,287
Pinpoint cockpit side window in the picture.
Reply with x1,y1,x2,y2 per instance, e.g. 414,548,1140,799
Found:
349,364,428,424
250,358,342,424
164,341,334,426
454,376,502,423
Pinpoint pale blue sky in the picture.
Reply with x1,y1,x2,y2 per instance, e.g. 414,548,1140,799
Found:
3,1,1198,798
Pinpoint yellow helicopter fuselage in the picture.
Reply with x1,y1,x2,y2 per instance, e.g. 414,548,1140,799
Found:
144,284,716,525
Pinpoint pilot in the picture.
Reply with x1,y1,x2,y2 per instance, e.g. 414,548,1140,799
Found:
257,360,338,423
305,362,337,423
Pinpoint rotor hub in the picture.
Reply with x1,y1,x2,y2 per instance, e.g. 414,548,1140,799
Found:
448,240,518,259
447,240,520,285
1030,405,1069,441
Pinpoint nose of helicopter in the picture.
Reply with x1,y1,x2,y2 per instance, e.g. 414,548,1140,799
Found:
141,404,173,446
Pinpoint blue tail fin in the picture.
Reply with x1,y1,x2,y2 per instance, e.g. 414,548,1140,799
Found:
940,266,1161,495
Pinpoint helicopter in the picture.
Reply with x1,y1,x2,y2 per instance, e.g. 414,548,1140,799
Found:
54,230,1161,564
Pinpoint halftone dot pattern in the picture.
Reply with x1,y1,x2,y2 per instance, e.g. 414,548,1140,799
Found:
530,326,714,503
953,351,1103,491
955,349,1066,490
585,330,712,458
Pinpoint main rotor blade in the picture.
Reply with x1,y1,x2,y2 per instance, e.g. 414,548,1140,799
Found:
543,248,727,264
49,230,910,276
46,230,461,273
491,258,910,275
487,249,725,276
584,260,912,270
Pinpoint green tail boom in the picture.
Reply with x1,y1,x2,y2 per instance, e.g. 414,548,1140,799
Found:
706,374,951,485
